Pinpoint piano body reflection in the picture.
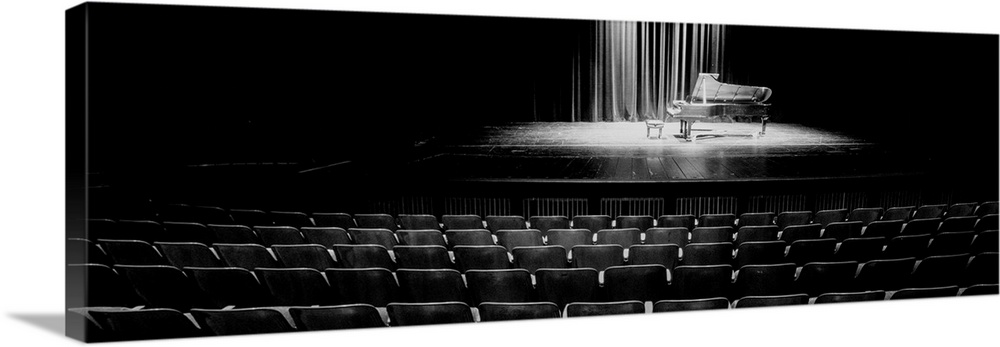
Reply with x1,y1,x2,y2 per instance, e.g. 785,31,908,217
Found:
670,73,772,141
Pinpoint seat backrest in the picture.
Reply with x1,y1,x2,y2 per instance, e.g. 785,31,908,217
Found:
87,218,122,240
778,224,822,243
775,211,812,231
90,308,207,341
155,242,224,268
848,207,884,226
938,216,978,234
970,230,999,254
913,204,947,219
300,227,351,248
214,243,280,270
186,266,276,308
690,226,734,244
670,264,733,299
485,215,527,233
927,231,975,256
67,264,143,307
698,214,736,228
397,230,448,247
814,291,886,304
534,268,600,308
794,261,858,297
115,220,167,243
889,286,960,300
734,225,779,245
785,238,837,266
643,227,689,247
348,228,398,249
733,241,787,269
441,215,484,230
325,268,400,307
68,238,112,265
269,211,314,228
737,212,775,228
862,220,904,240
511,246,568,273
565,301,645,317
395,269,467,303
652,298,730,312
603,264,670,302
497,229,545,251
834,237,885,262
227,209,272,227
595,228,642,248
398,214,441,231
393,245,454,270
732,263,797,299
444,229,495,249
114,265,213,310
975,202,999,218
570,244,624,272
733,294,809,308
271,244,337,271
615,215,654,232
882,206,915,222
855,257,917,291
255,267,337,306
465,269,535,305
545,229,594,250
311,212,356,229
627,244,680,270
900,218,940,236
98,239,169,266
254,226,307,247
813,209,848,227
911,253,971,288
161,222,215,244
657,215,695,230
961,284,999,296
822,221,863,242
962,252,999,287
975,214,999,232
387,302,474,326
528,216,570,234
572,215,612,233
946,203,978,218
453,245,511,272
353,214,398,231
332,244,396,270
207,224,262,245
190,308,295,336
478,302,561,321
682,242,734,266
882,234,931,259
289,304,387,330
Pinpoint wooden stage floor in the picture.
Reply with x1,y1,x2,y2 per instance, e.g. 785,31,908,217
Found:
401,122,928,183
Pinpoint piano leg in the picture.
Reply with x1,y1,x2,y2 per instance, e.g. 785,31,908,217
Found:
760,116,769,136
679,120,686,135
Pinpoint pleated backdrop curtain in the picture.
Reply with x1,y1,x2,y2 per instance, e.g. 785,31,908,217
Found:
539,21,728,122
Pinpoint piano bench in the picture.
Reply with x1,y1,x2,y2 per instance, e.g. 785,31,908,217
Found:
646,120,665,138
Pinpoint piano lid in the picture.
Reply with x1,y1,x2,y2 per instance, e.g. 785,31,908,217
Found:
688,73,772,104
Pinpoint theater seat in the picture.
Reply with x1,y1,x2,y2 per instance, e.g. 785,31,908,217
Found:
478,302,561,321
387,302,474,326
89,308,208,341
565,301,645,317
289,304,388,330
652,297,730,312
733,294,809,308
191,308,295,336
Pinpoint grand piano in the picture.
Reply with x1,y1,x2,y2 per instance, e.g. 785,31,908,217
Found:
670,73,772,141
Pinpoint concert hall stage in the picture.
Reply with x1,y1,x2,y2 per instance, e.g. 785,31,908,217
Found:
403,122,921,183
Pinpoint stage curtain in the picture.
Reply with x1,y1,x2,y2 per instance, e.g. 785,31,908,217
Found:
535,21,728,122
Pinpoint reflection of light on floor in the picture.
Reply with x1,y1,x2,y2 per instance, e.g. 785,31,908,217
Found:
461,122,867,148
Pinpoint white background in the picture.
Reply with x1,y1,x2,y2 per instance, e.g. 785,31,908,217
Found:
1,0,997,346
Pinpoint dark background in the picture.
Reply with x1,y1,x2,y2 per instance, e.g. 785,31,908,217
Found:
76,3,998,211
